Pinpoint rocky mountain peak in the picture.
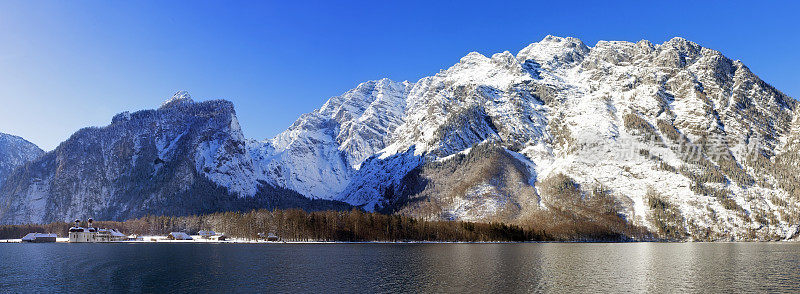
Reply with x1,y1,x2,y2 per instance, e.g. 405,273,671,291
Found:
516,35,590,68
635,39,656,51
160,90,194,108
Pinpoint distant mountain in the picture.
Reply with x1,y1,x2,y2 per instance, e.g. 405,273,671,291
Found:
0,133,43,187
0,92,348,224
2,36,798,241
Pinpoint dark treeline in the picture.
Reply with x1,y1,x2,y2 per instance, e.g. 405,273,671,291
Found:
0,209,548,242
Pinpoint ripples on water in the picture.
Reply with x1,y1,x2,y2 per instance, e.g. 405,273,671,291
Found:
0,243,798,293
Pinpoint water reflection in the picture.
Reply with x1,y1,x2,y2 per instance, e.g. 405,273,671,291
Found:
0,243,798,293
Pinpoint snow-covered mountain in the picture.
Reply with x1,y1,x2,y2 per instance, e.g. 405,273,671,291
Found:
1,36,798,240
0,133,43,187
0,92,347,224
254,36,799,240
249,79,413,199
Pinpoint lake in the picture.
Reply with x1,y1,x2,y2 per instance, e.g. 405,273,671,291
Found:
1,242,798,293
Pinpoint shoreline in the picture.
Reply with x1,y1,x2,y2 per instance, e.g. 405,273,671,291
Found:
1,238,797,244
0,238,542,244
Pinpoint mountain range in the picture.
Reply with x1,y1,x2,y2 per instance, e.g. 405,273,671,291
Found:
1,36,798,241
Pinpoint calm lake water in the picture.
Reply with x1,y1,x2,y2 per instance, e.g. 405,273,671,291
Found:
1,242,798,293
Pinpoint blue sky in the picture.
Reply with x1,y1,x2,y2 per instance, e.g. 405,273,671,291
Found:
0,1,798,151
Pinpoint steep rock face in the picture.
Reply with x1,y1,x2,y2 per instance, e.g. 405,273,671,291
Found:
0,92,347,224
768,107,800,201
0,133,44,187
337,147,426,211
256,78,413,199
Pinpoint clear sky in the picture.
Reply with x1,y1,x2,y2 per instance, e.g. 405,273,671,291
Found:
0,1,798,151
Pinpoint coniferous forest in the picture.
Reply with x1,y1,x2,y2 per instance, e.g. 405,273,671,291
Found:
0,209,551,242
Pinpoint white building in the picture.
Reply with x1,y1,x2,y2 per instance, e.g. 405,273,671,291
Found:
68,218,127,243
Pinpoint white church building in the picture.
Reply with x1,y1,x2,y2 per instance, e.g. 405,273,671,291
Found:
68,218,127,243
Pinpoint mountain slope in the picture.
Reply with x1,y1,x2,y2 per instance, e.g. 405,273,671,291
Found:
0,133,44,187
253,78,413,199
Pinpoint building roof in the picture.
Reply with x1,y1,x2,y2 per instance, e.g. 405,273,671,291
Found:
21,233,57,241
169,232,193,240
98,228,126,237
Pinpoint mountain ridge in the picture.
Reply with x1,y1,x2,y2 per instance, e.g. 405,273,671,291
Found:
1,36,798,241
0,132,44,189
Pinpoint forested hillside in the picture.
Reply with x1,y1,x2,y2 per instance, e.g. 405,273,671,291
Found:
0,208,651,242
